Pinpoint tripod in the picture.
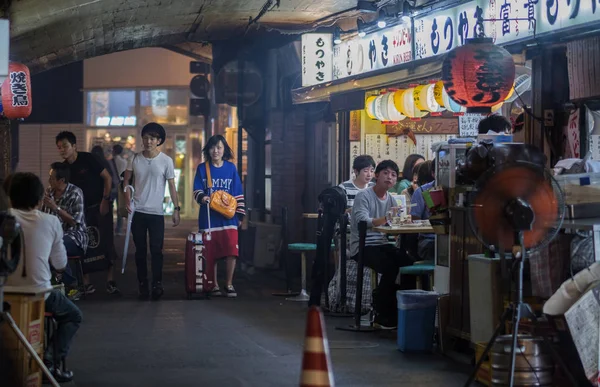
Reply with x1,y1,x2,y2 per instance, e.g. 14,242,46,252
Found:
0,280,59,387
464,199,577,386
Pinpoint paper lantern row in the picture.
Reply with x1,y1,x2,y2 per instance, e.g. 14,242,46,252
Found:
365,81,466,122
365,78,517,123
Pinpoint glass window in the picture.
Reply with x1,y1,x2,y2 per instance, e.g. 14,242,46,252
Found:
87,90,136,127
139,89,189,126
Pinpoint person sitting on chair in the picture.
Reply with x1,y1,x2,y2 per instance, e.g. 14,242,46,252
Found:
42,162,88,301
411,160,436,262
4,172,82,383
350,160,414,329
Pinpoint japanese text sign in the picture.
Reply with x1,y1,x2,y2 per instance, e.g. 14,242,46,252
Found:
332,23,413,81
301,33,333,87
415,0,600,60
1,61,32,119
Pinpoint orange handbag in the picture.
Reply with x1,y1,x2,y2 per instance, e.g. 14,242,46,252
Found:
205,163,237,219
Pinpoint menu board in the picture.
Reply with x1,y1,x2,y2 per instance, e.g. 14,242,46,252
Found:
365,133,456,172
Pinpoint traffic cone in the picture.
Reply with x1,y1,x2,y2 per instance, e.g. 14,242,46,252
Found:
300,306,335,387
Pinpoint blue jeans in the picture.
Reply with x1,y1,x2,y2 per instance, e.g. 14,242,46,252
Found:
61,236,84,287
44,290,83,361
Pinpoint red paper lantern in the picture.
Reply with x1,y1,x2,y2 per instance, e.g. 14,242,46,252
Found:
442,38,515,113
1,62,32,119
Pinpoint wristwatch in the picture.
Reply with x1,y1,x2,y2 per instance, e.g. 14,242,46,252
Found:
174,206,181,212
56,206,61,213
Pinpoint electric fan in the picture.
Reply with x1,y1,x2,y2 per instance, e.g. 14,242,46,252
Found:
468,161,565,254
464,161,573,387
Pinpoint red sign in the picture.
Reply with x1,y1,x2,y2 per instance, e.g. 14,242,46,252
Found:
1,62,33,119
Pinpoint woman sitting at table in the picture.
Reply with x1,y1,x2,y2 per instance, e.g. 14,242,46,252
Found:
391,154,424,194
410,160,436,262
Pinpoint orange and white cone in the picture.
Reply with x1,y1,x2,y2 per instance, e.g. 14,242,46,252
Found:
300,306,335,387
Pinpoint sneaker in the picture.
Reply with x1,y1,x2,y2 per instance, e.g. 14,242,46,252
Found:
84,284,96,295
151,282,164,301
225,285,237,298
67,289,81,301
373,316,397,330
138,281,149,300
106,281,121,295
209,286,222,296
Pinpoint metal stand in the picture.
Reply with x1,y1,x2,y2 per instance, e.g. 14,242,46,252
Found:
336,221,376,332
325,214,353,317
273,206,300,297
464,232,577,387
1,301,59,387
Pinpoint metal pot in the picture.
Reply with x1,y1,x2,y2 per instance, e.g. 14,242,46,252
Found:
490,335,554,386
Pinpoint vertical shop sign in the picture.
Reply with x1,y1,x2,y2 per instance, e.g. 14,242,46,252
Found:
301,33,333,87
349,110,361,141
349,141,360,177
567,108,581,158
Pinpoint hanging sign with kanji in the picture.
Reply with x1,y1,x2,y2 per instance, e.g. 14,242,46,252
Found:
301,33,333,87
1,62,32,119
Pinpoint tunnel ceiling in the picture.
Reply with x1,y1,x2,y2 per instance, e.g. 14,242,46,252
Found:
6,0,385,73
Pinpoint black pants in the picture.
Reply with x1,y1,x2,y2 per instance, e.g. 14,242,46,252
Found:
353,244,414,320
132,212,165,284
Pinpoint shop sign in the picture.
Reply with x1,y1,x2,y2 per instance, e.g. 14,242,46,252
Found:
95,116,137,126
332,23,413,81
414,0,600,60
301,33,333,87
458,113,485,137
349,110,362,141
385,117,459,136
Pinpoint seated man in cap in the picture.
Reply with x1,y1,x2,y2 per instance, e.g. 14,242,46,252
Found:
124,122,181,301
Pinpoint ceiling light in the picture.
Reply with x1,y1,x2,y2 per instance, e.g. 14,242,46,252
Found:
377,10,387,29
357,18,367,37
400,1,412,25
333,27,342,45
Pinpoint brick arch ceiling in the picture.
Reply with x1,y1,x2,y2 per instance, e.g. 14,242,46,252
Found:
8,0,360,74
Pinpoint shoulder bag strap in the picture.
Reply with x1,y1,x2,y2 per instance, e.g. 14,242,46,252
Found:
205,162,212,192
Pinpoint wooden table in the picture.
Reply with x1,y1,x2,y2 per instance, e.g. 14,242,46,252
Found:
373,223,434,235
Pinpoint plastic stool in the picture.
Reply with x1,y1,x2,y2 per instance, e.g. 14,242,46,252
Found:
286,243,317,302
400,264,435,290
68,256,85,299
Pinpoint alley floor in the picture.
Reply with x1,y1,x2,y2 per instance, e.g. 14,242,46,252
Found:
64,219,471,387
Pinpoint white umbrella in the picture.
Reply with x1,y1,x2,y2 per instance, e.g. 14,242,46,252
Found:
121,185,135,274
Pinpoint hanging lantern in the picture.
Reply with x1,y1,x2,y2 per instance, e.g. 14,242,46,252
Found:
374,94,389,121
442,38,515,113
433,81,446,110
394,89,427,118
365,96,377,119
413,84,440,113
386,93,405,122
1,62,33,119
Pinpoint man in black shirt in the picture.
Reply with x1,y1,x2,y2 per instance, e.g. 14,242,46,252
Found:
56,131,120,295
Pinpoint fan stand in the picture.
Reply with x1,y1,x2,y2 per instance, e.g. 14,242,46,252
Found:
464,233,577,387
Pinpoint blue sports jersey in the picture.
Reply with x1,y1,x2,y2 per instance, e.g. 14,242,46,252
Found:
193,161,245,231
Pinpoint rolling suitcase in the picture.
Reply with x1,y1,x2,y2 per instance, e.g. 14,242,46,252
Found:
185,232,214,299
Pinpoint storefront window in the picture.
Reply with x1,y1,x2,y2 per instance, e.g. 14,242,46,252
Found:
87,90,136,127
139,89,189,126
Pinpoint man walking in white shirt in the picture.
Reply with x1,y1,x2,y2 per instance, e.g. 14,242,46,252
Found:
5,172,82,383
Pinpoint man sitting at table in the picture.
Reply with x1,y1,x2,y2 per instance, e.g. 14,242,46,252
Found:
5,172,82,383
350,160,414,329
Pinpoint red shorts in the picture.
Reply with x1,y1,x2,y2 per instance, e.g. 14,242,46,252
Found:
203,228,239,261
